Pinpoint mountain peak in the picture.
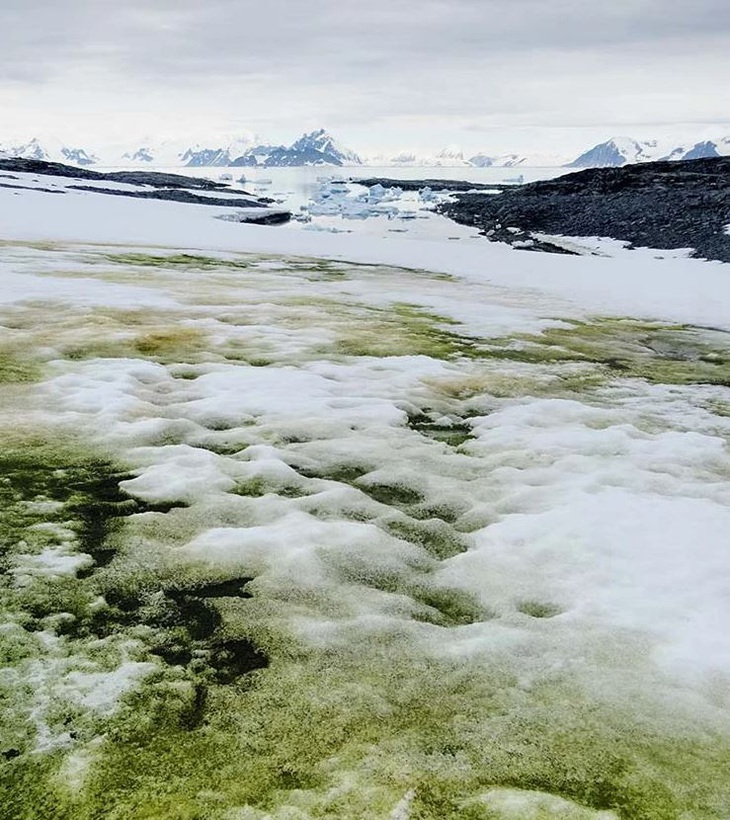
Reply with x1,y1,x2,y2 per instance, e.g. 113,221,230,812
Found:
566,136,649,168
226,129,361,168
290,129,361,164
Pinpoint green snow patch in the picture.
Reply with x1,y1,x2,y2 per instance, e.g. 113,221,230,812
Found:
332,303,476,359
2,244,730,818
0,346,42,383
5,635,730,819
480,318,730,387
5,433,730,817
102,252,255,271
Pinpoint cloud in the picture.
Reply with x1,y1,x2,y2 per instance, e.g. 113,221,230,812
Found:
0,0,728,150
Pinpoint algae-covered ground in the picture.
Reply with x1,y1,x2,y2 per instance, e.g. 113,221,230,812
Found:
1,242,730,819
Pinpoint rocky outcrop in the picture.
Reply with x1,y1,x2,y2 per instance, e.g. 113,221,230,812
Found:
437,157,730,263
0,158,232,189
355,177,500,192
0,158,291,224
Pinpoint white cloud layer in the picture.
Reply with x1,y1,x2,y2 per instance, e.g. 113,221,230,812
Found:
2,0,729,153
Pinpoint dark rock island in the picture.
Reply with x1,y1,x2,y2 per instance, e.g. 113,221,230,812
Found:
436,157,730,262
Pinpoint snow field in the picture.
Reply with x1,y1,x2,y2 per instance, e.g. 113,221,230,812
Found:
0,233,729,818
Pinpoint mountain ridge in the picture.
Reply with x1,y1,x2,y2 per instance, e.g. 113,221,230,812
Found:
2,131,729,169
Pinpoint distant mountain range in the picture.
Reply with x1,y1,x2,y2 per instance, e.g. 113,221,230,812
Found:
0,137,99,167
566,136,730,167
0,130,363,169
1,130,729,169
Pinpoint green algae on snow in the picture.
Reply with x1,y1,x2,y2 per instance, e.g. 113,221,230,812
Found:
330,308,730,390
5,633,730,819
3,248,730,818
479,318,730,387
0,346,43,383
102,252,255,271
3,433,729,820
331,303,478,360
62,325,210,365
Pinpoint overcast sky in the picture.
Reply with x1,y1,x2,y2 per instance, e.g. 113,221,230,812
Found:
2,0,729,155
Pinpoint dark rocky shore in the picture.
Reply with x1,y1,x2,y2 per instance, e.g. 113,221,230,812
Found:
0,157,235,190
434,157,730,262
354,177,506,192
0,157,291,223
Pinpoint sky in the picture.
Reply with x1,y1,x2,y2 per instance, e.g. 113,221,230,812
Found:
2,0,729,158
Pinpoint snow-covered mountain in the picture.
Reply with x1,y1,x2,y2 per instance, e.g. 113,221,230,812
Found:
0,137,98,166
3,131,729,170
290,128,361,165
116,136,257,167
229,130,362,167
367,148,474,167
468,151,569,168
681,137,730,160
566,137,666,168
566,136,730,168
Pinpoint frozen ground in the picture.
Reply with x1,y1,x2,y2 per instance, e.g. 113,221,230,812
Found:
1,178,730,819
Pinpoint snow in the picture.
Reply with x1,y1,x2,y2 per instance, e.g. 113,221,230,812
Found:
1,171,730,809
1,172,728,328
477,789,618,819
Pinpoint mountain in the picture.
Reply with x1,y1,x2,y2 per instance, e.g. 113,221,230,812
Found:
566,137,664,168
566,136,730,168
366,148,566,168
433,146,471,166
681,137,730,160
121,147,155,164
4,131,728,171
115,135,256,168
180,147,233,167
290,128,361,165
180,137,257,167
0,137,98,166
119,142,216,167
468,153,495,168
228,130,361,168
229,145,280,167
368,148,473,167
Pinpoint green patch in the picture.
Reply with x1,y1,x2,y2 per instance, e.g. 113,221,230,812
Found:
297,463,375,484
383,516,471,560
705,399,730,418
0,435,136,574
63,326,208,365
412,586,494,627
3,433,730,819
358,479,426,507
7,639,730,819
5,248,730,818
230,477,309,499
0,346,42,383
332,303,480,360
482,318,730,387
517,601,563,619
291,265,350,282
408,412,474,447
103,253,253,271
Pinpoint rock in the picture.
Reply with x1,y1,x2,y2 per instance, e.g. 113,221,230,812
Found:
0,157,292,223
438,157,730,262
0,157,232,190
355,177,500,192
